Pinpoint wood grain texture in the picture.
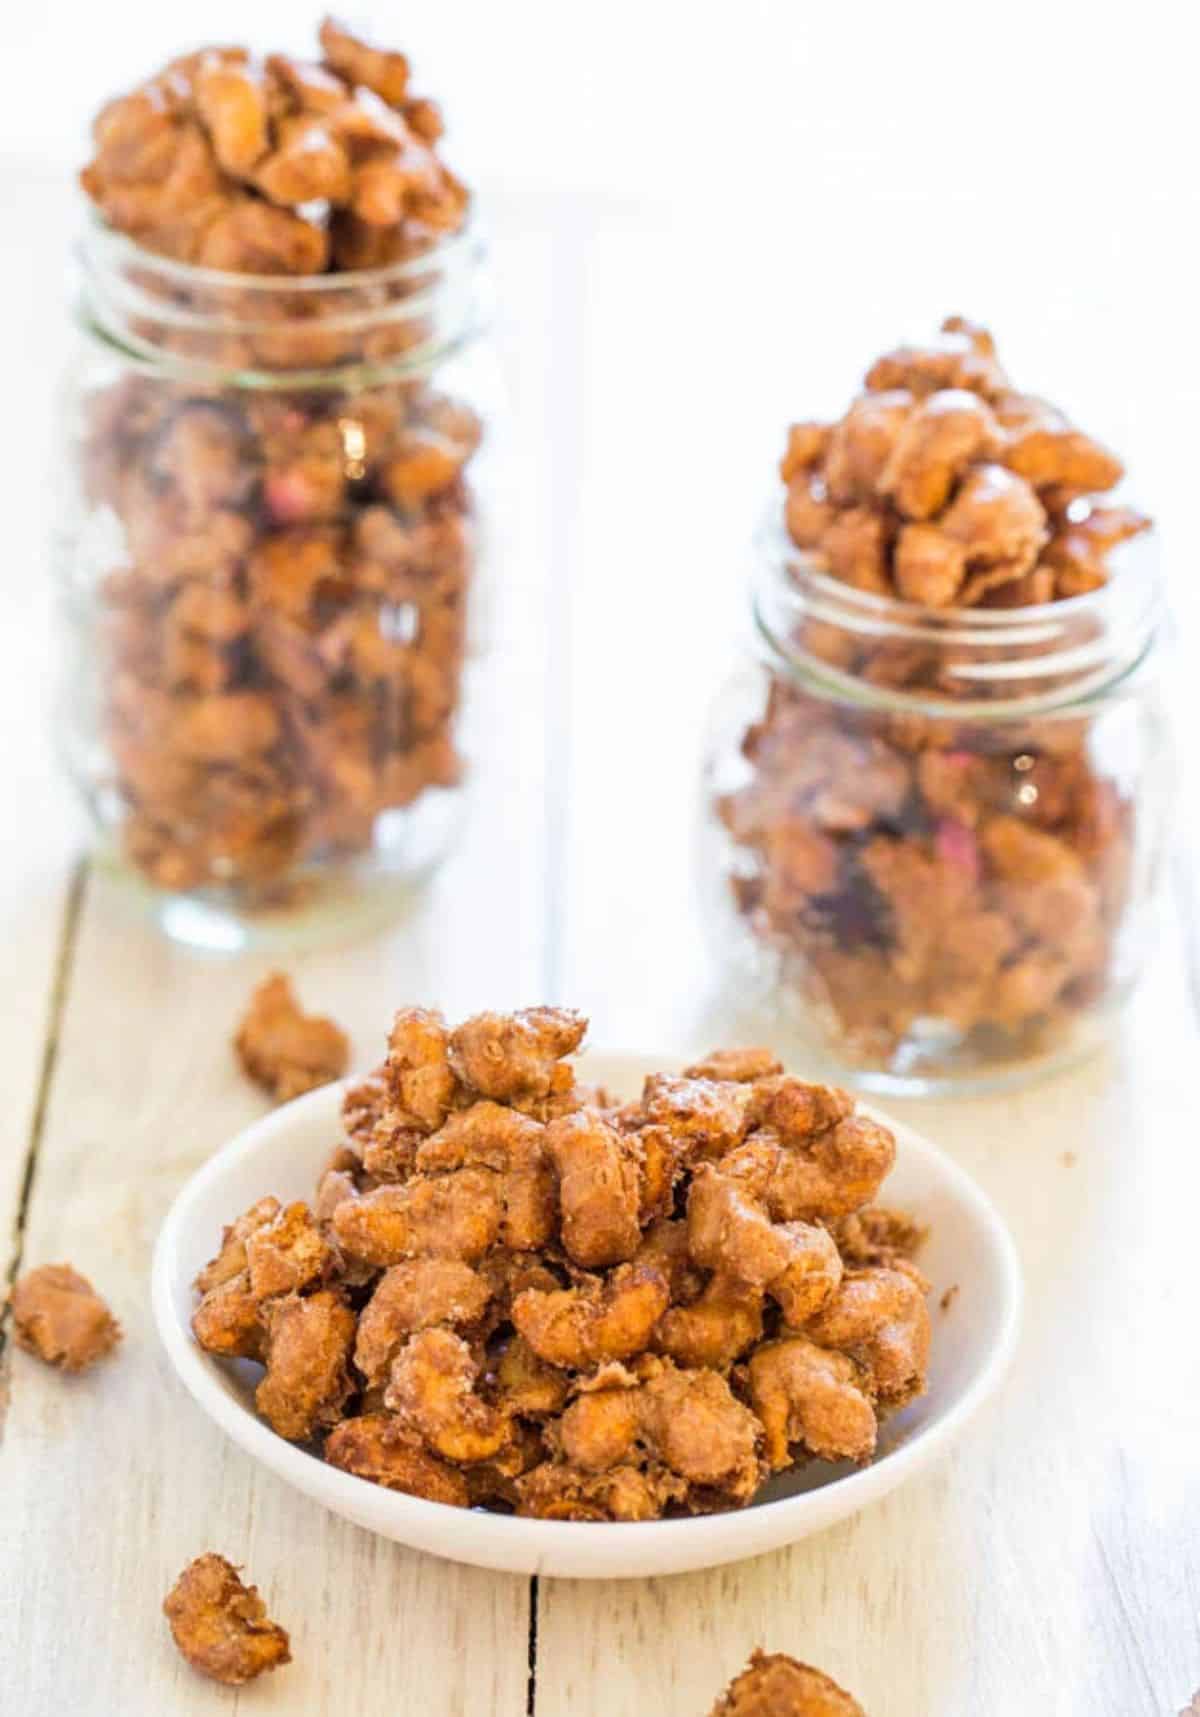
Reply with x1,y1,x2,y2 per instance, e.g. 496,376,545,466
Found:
0,879,531,1713
0,170,86,1292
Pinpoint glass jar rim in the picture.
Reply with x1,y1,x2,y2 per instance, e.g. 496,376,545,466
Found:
79,200,482,297
74,201,488,388
752,498,1166,720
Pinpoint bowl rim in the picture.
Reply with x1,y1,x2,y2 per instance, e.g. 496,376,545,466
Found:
152,1052,1023,1572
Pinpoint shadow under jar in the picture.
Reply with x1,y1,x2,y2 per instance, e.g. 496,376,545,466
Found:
701,510,1172,1094
56,217,495,949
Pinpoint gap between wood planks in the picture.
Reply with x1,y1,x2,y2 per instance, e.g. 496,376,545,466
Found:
0,858,88,1408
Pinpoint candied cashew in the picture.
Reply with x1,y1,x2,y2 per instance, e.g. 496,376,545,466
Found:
833,1206,927,1269
1001,397,1124,495
981,814,1098,944
545,1363,762,1504
488,1332,570,1418
555,1385,641,1472
163,1553,290,1686
319,16,411,105
894,522,967,606
353,1259,491,1385
245,1200,337,1298
234,973,349,1103
639,1363,764,1502
780,422,830,481
385,1006,458,1129
194,1195,281,1292
880,387,1000,519
193,56,270,175
940,463,1047,592
385,1327,510,1462
512,1262,670,1370
640,1074,756,1162
654,1275,764,1370
256,115,351,207
9,1264,121,1373
324,1412,470,1505
710,1649,866,1717
635,1217,706,1304
545,1109,642,1267
416,1101,556,1250
197,197,330,274
785,477,836,550
805,1267,931,1407
191,1272,264,1360
332,1167,502,1265
255,1289,356,1440
687,1164,843,1326
683,1047,784,1084
823,391,913,505
448,1006,587,1101
1043,505,1150,597
517,1460,686,1522
751,1075,855,1138
729,1090,896,1221
820,506,891,593
865,321,1008,398
747,1337,877,1468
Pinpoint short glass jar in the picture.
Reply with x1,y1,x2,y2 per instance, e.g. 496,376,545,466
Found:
700,505,1173,1094
55,216,496,949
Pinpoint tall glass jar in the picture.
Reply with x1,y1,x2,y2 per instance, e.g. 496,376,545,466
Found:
700,506,1172,1094
56,216,496,949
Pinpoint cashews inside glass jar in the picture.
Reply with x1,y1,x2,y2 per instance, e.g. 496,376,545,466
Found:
57,26,497,949
700,321,1173,1094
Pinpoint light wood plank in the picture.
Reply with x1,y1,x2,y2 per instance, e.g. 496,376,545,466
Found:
0,881,532,1714
0,168,86,1274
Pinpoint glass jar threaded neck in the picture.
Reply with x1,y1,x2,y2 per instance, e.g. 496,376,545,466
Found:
75,210,488,388
752,502,1165,720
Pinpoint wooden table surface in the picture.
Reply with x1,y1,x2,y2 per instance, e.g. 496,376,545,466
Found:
3,167,1200,1717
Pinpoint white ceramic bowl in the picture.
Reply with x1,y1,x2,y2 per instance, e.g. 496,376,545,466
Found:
152,1051,1021,1579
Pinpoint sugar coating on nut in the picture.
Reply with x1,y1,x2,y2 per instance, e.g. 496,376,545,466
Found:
781,317,1146,608
82,22,466,271
191,1004,931,1520
234,973,349,1103
710,1648,866,1716
163,1553,291,1686
9,1264,121,1373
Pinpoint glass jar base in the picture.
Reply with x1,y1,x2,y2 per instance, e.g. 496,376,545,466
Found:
700,903,1134,1097
831,1025,1109,1099
95,849,426,953
93,789,466,953
714,985,1120,1098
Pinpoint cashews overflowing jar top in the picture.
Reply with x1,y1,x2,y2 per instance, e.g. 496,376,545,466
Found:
57,21,496,949
701,319,1173,1094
